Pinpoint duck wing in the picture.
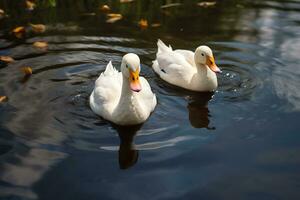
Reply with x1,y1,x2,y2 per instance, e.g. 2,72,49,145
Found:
90,61,122,118
152,40,194,86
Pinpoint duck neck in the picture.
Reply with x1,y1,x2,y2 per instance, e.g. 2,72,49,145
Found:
118,75,139,106
195,63,209,74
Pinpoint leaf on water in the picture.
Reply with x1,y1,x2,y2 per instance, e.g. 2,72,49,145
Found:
151,23,161,28
33,41,48,48
138,19,148,29
0,56,14,63
99,5,111,13
12,26,26,38
26,0,36,11
21,66,33,76
120,0,134,3
30,23,46,33
0,8,5,18
0,96,8,103
197,1,216,8
161,3,181,9
107,13,122,18
106,14,123,23
80,12,96,16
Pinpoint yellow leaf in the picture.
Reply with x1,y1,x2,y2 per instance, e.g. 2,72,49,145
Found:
151,23,161,28
13,26,25,33
138,19,148,29
0,96,8,103
198,1,216,8
26,0,36,11
0,56,14,63
99,5,111,13
30,23,46,33
106,14,123,23
21,66,33,76
12,26,26,38
107,13,122,18
120,0,134,3
33,41,48,48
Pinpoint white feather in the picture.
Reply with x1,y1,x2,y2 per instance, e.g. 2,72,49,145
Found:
152,39,218,92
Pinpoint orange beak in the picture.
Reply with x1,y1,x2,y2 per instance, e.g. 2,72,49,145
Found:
206,56,221,73
129,68,142,92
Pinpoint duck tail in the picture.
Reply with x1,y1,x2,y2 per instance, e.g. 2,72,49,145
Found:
103,61,117,76
157,39,172,54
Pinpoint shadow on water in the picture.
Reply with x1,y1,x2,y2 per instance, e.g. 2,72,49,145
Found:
187,92,214,129
113,124,141,170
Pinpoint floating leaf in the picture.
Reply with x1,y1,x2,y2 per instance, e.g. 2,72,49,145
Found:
0,96,8,103
99,5,111,13
198,1,216,8
161,3,181,9
0,8,5,19
151,23,161,28
33,41,48,48
138,19,148,29
107,13,122,18
0,56,14,63
12,26,26,38
21,66,33,76
30,23,46,33
26,0,36,11
106,14,123,23
80,12,96,16
120,0,134,3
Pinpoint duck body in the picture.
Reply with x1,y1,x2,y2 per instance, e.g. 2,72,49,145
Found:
152,40,220,92
90,54,156,125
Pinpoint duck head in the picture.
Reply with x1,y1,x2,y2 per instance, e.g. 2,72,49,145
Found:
121,53,142,92
194,46,221,73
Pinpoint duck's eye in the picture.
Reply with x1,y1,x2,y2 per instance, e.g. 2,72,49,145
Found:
201,53,204,56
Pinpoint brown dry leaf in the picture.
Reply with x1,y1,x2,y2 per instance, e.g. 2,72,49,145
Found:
30,23,46,33
151,23,161,28
12,26,26,38
99,5,111,13
21,66,33,76
33,41,48,48
138,19,148,29
197,1,216,8
0,96,8,103
0,56,15,63
120,0,134,3
106,14,123,23
26,0,36,11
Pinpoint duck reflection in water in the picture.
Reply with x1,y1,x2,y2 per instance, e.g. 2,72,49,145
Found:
186,92,215,129
113,124,142,169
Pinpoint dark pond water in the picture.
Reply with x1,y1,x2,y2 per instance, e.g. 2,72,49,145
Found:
0,0,300,199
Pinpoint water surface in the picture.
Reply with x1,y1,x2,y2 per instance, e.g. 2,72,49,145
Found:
0,0,300,199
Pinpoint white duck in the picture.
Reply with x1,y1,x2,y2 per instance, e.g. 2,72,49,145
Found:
152,39,221,92
90,53,157,125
